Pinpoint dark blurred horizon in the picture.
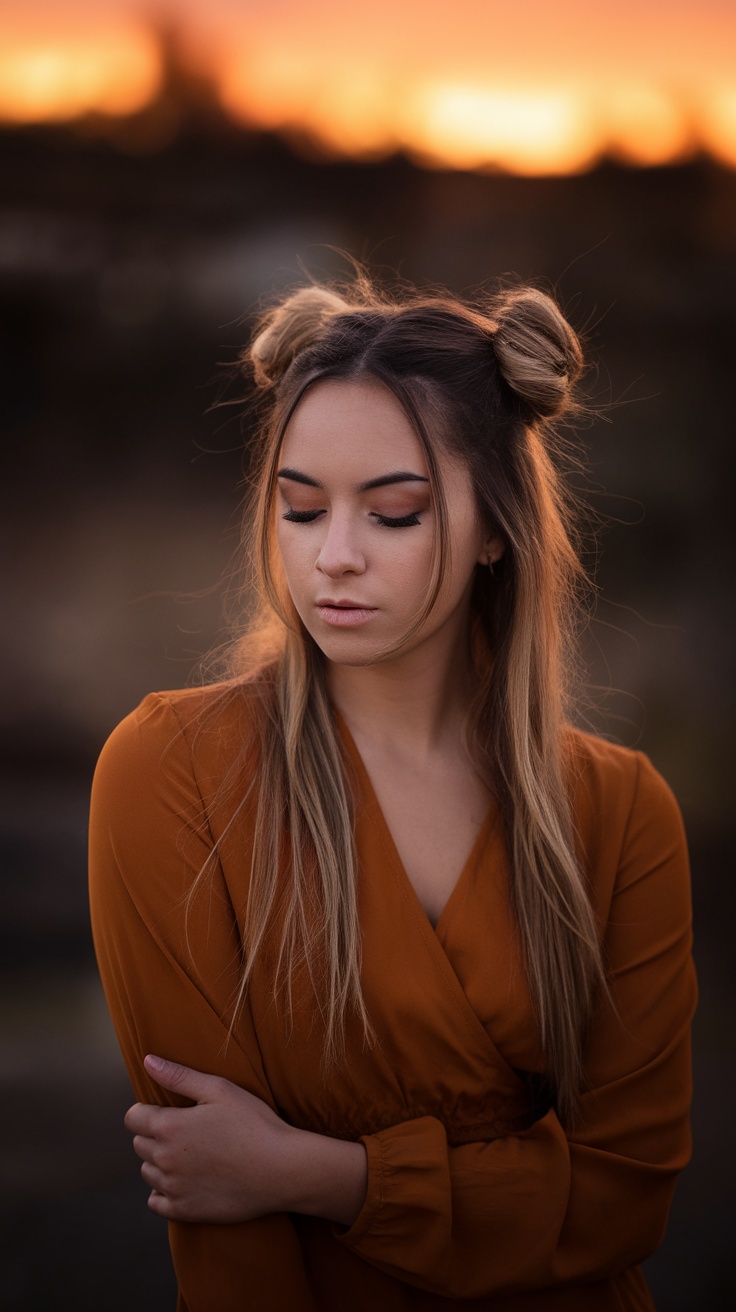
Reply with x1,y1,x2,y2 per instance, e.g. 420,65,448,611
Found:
1,107,734,1309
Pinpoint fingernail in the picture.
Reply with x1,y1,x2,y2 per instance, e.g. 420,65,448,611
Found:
145,1054,165,1071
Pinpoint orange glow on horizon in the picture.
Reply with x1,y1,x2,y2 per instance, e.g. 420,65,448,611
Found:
400,86,599,175
0,28,160,123
698,86,736,168
219,54,400,159
603,86,695,167
0,4,735,174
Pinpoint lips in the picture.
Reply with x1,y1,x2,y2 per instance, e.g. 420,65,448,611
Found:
315,601,378,627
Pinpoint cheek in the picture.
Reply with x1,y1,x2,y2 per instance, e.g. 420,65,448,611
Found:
438,524,485,605
381,533,433,592
274,538,307,616
275,526,309,583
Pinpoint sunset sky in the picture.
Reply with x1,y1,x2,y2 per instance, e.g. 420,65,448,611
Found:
1,0,735,173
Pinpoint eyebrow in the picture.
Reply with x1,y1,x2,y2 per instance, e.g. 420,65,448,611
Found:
277,467,429,492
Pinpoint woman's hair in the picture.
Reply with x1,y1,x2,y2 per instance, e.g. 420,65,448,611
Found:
218,272,604,1125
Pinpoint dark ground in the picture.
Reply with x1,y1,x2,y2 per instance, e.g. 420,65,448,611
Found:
1,96,734,1308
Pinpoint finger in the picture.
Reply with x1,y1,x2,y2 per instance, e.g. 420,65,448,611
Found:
144,1054,219,1103
124,1102,162,1136
131,1133,158,1164
140,1159,167,1192
147,1188,174,1219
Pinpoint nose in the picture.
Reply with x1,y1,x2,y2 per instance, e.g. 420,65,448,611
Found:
315,512,366,578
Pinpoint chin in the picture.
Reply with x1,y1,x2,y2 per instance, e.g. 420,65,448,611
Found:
305,627,389,668
317,640,385,668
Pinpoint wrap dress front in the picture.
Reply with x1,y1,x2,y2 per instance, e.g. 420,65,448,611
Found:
88,682,696,1312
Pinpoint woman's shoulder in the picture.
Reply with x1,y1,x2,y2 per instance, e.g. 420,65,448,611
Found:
89,681,272,927
93,678,268,802
562,724,687,856
562,729,692,964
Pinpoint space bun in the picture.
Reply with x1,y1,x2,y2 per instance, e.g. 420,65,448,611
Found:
491,288,583,419
249,286,350,387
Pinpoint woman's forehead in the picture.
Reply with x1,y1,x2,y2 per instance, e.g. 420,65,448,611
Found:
280,377,429,474
278,376,478,510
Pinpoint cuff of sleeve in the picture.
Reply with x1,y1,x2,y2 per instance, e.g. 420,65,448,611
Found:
334,1115,450,1252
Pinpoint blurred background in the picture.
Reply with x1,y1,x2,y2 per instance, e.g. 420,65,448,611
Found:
1,2,734,1308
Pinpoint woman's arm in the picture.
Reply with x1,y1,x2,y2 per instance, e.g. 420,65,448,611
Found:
89,692,320,1312
124,1053,368,1228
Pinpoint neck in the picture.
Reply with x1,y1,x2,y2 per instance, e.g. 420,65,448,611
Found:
326,611,477,759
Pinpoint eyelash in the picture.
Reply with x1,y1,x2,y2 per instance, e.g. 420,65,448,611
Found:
281,509,422,528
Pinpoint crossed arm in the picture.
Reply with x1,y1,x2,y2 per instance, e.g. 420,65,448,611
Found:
125,1053,368,1228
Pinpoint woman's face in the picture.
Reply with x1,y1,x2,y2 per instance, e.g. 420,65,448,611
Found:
275,377,501,667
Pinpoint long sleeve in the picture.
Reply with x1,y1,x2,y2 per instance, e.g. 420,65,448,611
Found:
88,693,318,1312
336,750,697,1300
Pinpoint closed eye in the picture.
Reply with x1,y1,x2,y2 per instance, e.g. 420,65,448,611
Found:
281,509,422,528
372,512,422,528
282,508,323,523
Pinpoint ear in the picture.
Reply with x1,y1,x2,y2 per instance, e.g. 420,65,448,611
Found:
478,533,505,568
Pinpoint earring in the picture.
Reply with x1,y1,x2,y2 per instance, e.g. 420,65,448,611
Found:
488,559,495,578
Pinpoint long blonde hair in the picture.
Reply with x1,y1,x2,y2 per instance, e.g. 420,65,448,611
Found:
217,275,605,1125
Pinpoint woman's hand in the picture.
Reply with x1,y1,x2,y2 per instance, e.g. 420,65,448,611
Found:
124,1054,368,1227
124,1055,298,1223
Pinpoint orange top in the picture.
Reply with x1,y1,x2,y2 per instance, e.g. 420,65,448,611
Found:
88,683,696,1312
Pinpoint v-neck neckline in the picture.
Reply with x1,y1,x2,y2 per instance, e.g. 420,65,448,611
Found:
332,709,530,1096
336,709,496,937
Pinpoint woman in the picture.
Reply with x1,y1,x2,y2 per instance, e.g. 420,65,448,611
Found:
88,276,696,1311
